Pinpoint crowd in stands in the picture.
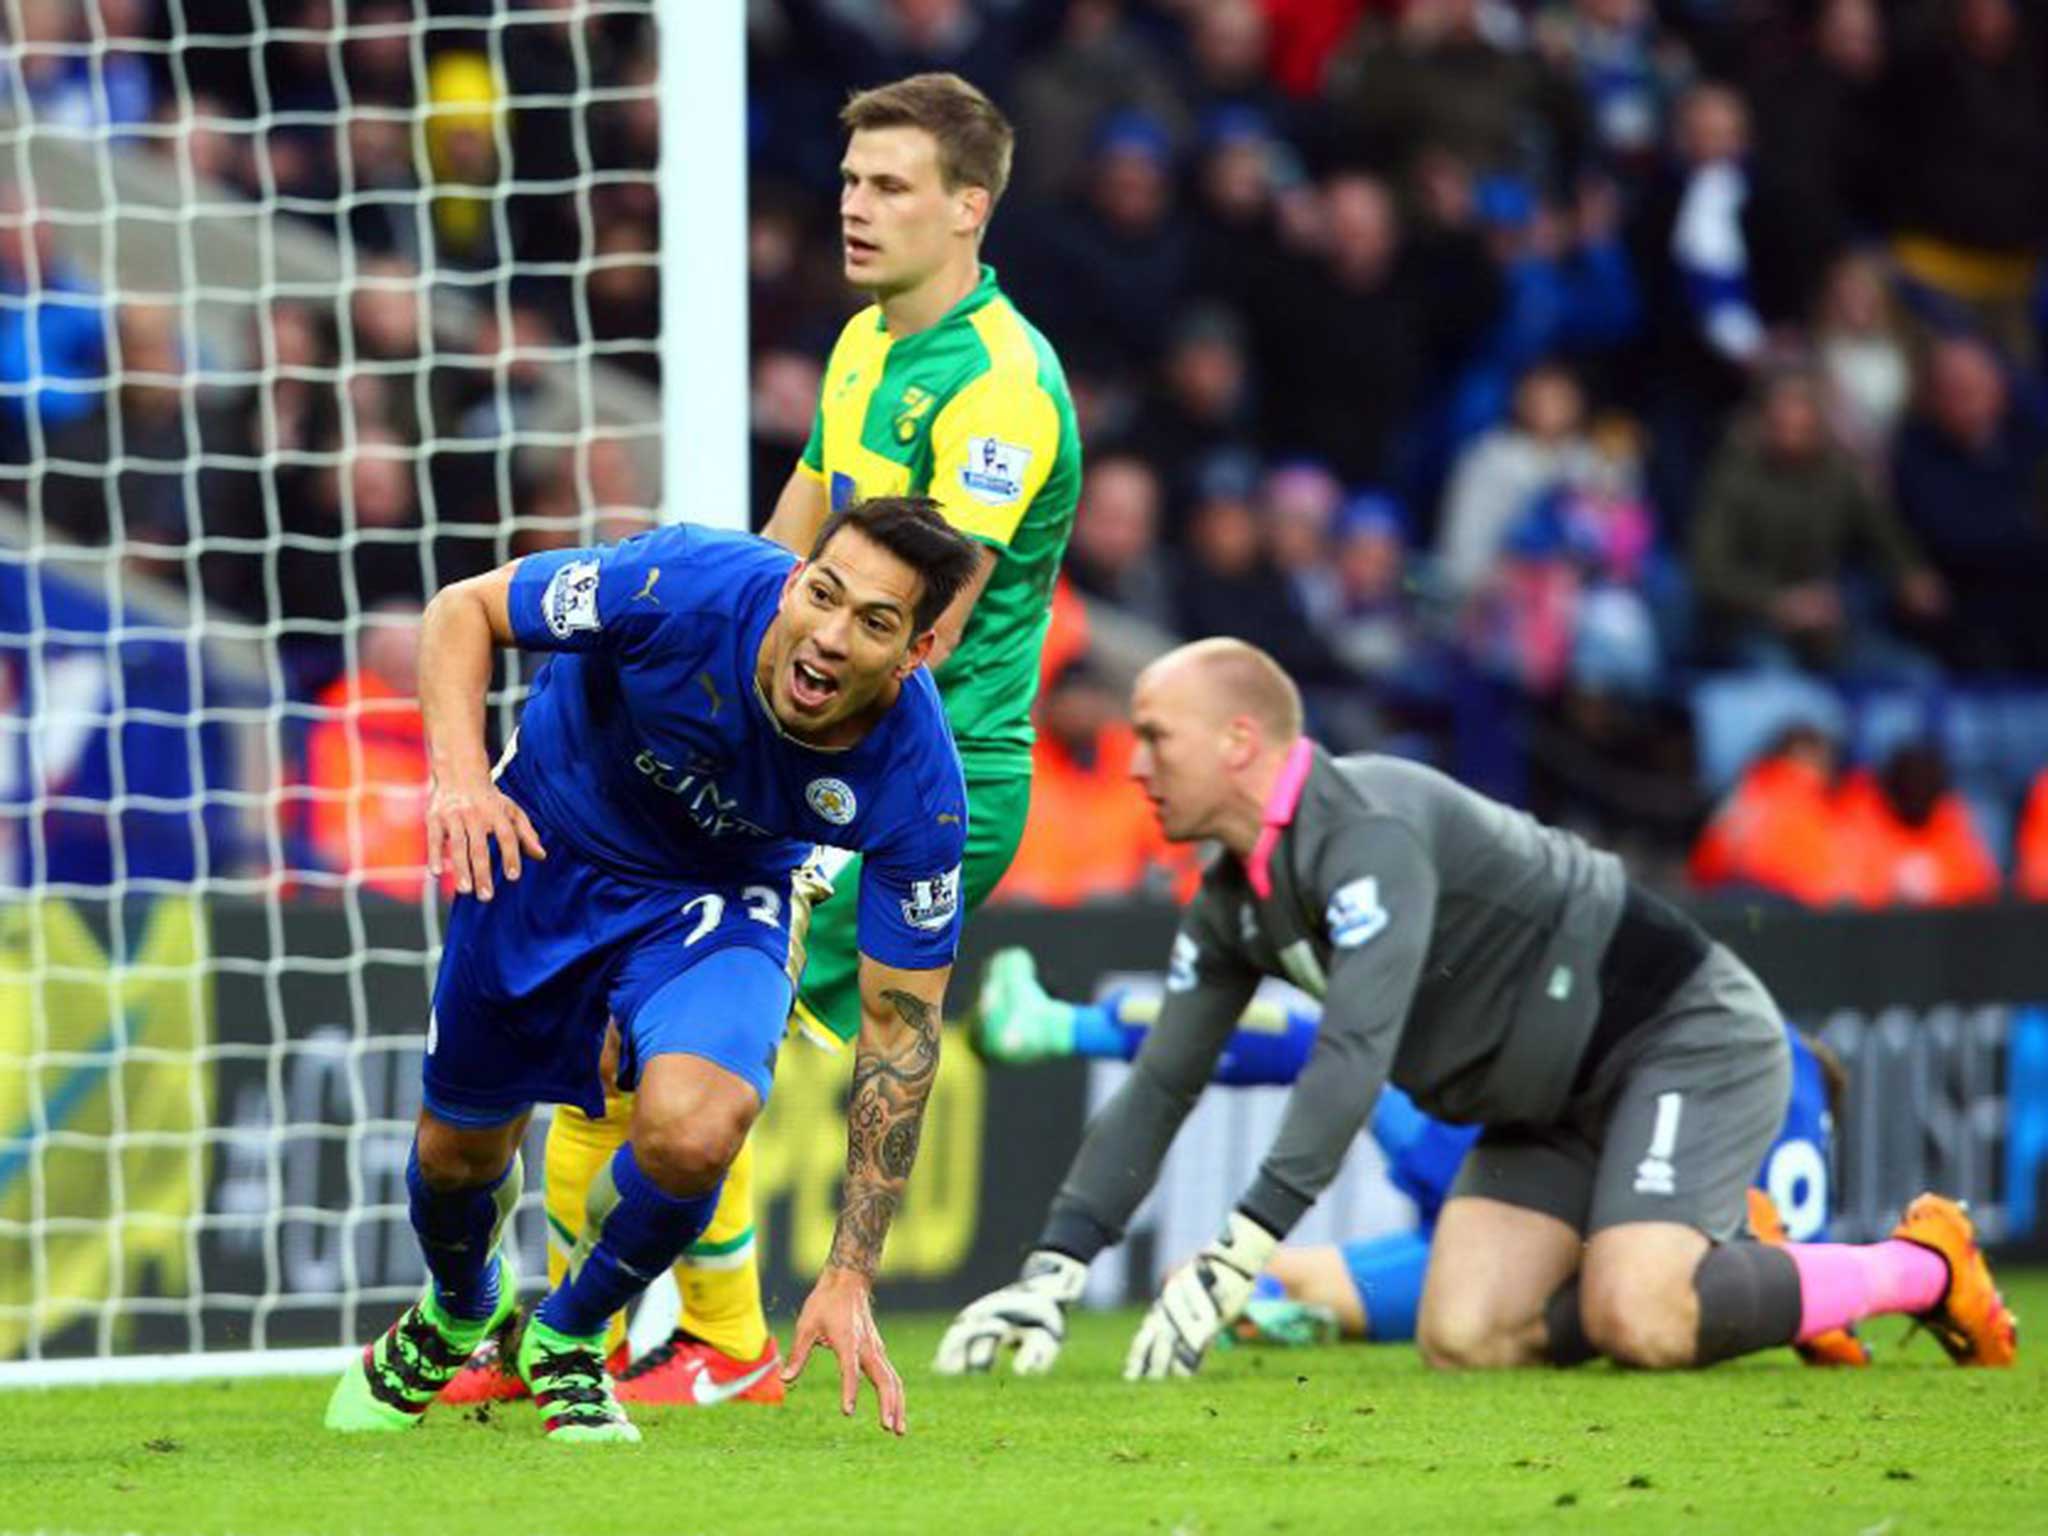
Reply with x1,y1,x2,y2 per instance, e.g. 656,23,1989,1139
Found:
5,0,2048,907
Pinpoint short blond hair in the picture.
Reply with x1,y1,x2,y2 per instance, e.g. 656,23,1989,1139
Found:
841,72,1014,206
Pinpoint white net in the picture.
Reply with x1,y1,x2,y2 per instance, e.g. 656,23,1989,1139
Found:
0,0,665,1367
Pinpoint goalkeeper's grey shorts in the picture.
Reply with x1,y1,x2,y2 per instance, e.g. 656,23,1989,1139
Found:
1447,944,1792,1244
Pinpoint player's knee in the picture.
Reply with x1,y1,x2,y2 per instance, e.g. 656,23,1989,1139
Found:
1580,1290,1698,1370
1417,1305,1524,1370
633,1110,747,1197
414,1113,518,1190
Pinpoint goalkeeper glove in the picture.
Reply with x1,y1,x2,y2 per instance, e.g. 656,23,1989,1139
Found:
932,1250,1088,1376
1124,1211,1277,1381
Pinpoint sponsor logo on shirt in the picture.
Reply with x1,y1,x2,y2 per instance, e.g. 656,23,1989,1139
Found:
901,865,961,932
633,751,770,839
958,436,1031,505
542,558,602,639
806,776,858,825
1326,877,1389,950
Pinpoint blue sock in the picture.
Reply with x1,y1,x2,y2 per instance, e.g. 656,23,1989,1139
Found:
1070,999,1129,1060
408,1143,518,1322
536,1142,720,1339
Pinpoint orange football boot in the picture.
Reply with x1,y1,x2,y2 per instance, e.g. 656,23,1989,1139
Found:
1890,1193,2018,1368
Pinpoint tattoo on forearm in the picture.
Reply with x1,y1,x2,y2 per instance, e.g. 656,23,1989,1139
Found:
829,986,941,1277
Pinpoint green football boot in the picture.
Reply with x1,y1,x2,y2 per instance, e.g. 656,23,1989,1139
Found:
518,1313,641,1444
1221,1298,1341,1350
325,1252,518,1432
974,948,1078,1064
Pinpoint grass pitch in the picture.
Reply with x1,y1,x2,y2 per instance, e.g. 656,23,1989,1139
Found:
11,1273,2046,1536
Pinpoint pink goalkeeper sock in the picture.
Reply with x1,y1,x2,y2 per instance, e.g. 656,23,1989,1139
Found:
1788,1241,1949,1342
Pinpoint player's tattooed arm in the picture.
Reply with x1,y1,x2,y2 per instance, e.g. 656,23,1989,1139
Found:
830,963,949,1277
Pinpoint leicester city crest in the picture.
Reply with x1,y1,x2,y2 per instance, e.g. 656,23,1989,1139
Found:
807,777,857,826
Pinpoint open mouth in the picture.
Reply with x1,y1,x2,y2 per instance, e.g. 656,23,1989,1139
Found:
845,234,879,263
789,657,840,712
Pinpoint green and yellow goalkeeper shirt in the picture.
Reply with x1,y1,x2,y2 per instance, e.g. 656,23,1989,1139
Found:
799,264,1081,779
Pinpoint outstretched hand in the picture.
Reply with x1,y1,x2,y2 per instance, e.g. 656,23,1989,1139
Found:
782,1266,906,1435
425,775,545,900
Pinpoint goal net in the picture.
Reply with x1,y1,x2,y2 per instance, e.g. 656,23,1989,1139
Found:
0,0,672,1379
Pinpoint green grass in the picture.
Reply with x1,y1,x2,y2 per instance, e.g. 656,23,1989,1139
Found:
9,1274,2047,1536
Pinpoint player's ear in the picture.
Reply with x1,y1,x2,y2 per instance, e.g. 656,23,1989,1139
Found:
1221,716,1257,770
955,185,991,240
779,561,807,603
898,626,937,678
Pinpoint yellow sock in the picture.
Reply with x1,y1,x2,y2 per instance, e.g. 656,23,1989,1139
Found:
674,1133,770,1361
542,1097,632,1358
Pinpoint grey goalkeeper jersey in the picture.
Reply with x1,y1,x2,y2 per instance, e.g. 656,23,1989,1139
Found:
1043,746,1634,1255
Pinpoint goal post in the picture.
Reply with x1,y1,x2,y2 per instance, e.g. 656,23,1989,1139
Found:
0,0,747,1386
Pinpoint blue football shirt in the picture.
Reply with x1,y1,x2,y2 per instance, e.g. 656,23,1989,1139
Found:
501,524,969,972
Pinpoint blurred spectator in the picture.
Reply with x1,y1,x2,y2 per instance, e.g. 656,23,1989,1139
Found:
275,423,430,660
749,348,825,529
584,219,662,387
777,0,1028,113
1688,366,1943,677
1633,82,1766,524
338,0,416,108
1010,110,1191,378
1122,304,1261,529
2018,768,2048,901
1010,0,1188,204
1184,0,1291,126
346,256,449,447
1890,335,2048,673
1835,742,2001,908
424,51,504,273
1258,172,1426,484
1533,0,1682,182
1884,0,2048,363
302,602,432,900
339,115,423,265
747,189,840,357
1064,454,1175,632
0,185,106,458
1744,0,1888,326
1172,458,1363,724
1438,361,1602,597
1186,108,1299,327
1689,723,1846,905
1324,492,1455,742
161,92,258,199
1326,0,1589,186
1443,174,1639,447
42,303,247,580
1263,0,1374,99
6,0,154,131
994,657,1195,906
515,434,652,557
1263,459,1344,624
1813,250,1912,480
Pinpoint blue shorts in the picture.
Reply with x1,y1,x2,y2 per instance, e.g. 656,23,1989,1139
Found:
422,802,798,1128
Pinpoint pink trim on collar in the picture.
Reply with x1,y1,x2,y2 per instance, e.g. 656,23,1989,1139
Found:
1244,738,1316,900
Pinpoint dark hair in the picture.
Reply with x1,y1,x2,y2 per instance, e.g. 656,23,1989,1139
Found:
841,73,1014,207
809,495,981,633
